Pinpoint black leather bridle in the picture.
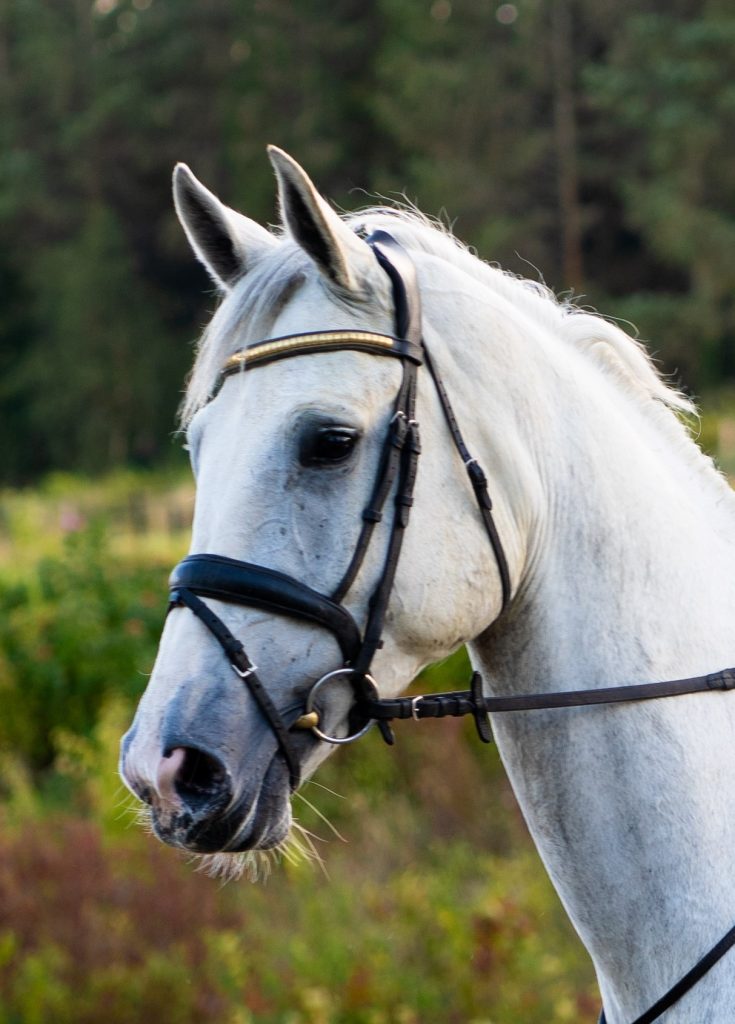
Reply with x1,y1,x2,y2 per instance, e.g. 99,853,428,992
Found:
168,229,512,789
167,231,735,1024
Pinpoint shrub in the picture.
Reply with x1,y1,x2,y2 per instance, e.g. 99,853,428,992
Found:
0,812,597,1024
0,522,165,773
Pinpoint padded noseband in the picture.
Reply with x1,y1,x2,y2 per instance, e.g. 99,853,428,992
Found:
170,554,362,662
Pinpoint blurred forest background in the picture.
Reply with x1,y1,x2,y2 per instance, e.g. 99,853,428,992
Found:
2,0,735,1021
2,0,735,482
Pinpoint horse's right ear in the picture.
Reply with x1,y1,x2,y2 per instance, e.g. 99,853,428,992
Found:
173,164,276,290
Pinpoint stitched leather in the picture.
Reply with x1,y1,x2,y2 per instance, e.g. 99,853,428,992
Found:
358,668,735,722
173,586,302,790
170,553,362,661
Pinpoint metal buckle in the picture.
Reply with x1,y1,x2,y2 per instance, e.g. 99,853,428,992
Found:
231,662,258,680
294,668,379,745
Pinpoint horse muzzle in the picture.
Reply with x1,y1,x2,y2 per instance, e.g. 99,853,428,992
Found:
123,739,293,852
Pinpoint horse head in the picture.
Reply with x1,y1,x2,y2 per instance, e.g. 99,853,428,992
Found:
120,148,515,857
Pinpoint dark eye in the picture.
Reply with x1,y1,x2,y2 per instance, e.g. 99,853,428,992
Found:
299,425,360,466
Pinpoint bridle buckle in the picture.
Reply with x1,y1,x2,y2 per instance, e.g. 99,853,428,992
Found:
411,695,423,721
231,662,258,680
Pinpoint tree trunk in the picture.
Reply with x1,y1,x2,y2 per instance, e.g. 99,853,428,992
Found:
550,0,584,289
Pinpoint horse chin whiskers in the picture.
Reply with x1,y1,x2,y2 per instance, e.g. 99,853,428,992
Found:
192,812,331,884
281,819,329,877
193,848,275,884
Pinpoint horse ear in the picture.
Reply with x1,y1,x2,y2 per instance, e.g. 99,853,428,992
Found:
173,163,276,290
268,145,374,291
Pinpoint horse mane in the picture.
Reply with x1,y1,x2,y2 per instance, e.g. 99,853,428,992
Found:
348,206,693,414
181,246,310,426
181,204,735,517
346,208,735,517
183,204,692,425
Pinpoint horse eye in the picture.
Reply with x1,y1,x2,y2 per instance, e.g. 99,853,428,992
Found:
300,425,360,466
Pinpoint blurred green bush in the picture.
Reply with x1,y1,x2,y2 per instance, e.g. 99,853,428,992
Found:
0,521,163,773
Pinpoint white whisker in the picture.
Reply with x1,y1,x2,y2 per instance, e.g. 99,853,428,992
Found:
293,790,347,842
304,779,346,800
286,820,329,879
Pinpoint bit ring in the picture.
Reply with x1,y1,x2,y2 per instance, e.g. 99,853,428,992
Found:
297,668,379,745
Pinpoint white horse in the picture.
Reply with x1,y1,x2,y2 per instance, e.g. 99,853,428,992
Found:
121,147,735,1022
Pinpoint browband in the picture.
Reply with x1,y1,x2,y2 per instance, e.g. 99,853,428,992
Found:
222,330,423,375
169,554,362,661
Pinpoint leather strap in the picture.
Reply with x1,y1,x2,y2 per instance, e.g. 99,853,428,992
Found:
368,231,423,346
422,343,512,610
599,916,735,1024
223,330,423,375
368,230,511,611
172,586,302,790
359,667,735,723
332,373,415,603
170,553,362,661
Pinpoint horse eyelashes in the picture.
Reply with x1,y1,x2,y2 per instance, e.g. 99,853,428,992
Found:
298,425,360,466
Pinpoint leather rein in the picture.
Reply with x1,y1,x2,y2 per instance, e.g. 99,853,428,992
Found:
167,231,735,1024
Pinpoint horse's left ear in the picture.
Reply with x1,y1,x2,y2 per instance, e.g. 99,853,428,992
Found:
268,145,374,292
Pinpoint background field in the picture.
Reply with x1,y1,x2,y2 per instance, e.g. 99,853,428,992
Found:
2,1,735,1021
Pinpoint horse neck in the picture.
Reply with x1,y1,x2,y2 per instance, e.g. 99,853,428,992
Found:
466,338,735,1020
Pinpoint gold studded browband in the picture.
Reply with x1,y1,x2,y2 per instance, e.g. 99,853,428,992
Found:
221,330,424,376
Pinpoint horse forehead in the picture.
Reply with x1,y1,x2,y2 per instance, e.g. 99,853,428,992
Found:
222,350,402,438
266,267,393,336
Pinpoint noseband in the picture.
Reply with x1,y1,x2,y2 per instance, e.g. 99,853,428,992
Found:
166,230,735,1024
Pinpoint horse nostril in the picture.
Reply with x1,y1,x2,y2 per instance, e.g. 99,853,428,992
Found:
156,746,230,812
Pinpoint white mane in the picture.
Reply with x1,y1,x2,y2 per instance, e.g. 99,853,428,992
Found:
183,205,735,493
179,206,735,515
348,207,693,414
184,206,692,419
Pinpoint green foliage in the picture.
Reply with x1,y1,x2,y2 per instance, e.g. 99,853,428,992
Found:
585,9,735,384
2,2,735,482
0,816,598,1022
23,203,182,472
0,766,597,1024
0,520,164,771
